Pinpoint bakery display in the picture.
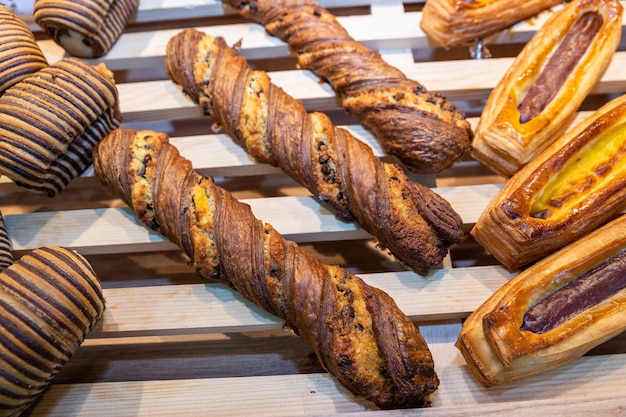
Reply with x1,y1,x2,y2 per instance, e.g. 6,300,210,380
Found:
472,93,626,270
223,0,473,174
0,4,48,94
457,213,626,386
0,212,105,416
0,57,121,196
420,0,562,48
33,0,139,58
165,29,463,276
93,128,440,409
471,0,623,177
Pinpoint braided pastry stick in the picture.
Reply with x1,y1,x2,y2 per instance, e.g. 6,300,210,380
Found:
223,0,472,174
166,30,463,275
0,57,121,196
34,0,140,58
0,212,105,416
93,128,440,409
0,4,48,94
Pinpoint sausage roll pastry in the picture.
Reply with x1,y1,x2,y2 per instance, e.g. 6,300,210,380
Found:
471,93,626,270
34,0,140,58
0,4,48,94
471,0,623,177
457,213,626,386
420,0,562,48
93,128,440,409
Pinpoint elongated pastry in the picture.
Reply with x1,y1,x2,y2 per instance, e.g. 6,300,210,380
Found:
0,57,122,196
471,0,623,177
457,213,626,386
420,0,562,48
33,0,140,58
0,212,105,416
166,29,463,275
93,128,439,409
0,4,48,94
223,0,472,174
471,93,626,270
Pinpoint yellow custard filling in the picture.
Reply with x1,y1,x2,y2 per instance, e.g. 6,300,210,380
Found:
530,122,626,219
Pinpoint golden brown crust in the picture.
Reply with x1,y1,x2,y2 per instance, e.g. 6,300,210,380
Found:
457,214,626,386
471,93,626,270
93,128,440,409
0,57,122,196
33,0,140,58
224,0,472,174
471,0,623,177
0,5,48,94
420,0,563,48
166,29,463,275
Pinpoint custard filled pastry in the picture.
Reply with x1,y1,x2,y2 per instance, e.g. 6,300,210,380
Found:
471,0,623,177
471,93,626,270
420,0,562,48
457,214,626,386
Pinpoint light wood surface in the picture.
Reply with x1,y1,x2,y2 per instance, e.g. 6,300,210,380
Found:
4,0,625,415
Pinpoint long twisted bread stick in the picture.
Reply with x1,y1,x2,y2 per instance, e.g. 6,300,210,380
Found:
223,0,472,174
93,128,440,409
166,29,463,275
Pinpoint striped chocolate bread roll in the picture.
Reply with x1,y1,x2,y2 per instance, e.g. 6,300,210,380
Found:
0,57,122,196
0,245,105,416
33,0,140,58
0,4,48,94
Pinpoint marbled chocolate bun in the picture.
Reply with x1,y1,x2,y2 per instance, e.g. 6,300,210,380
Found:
0,4,48,94
0,245,105,416
0,213,13,272
33,0,140,58
0,57,122,196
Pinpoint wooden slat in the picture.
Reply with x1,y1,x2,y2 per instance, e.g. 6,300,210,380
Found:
4,1,624,415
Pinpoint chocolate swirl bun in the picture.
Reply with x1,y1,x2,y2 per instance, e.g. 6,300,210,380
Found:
0,4,48,94
34,0,140,58
0,57,121,196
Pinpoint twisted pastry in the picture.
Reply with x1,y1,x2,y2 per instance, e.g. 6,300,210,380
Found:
223,0,472,174
34,0,140,58
0,57,121,196
166,29,463,275
93,128,440,409
0,4,48,94
0,212,105,416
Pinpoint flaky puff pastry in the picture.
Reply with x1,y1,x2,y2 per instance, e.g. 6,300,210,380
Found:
471,0,623,177
457,213,626,386
471,93,626,271
420,0,562,48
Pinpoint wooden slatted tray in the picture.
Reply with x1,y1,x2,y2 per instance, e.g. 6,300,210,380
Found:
5,1,626,415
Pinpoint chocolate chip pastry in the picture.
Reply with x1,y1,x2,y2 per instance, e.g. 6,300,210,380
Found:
0,4,48,94
472,93,626,270
223,0,472,174
457,213,626,386
166,29,463,276
0,212,105,416
471,0,623,177
34,0,140,58
93,128,440,409
0,57,122,196
420,0,563,48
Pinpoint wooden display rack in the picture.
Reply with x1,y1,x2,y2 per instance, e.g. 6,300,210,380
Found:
5,1,626,415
